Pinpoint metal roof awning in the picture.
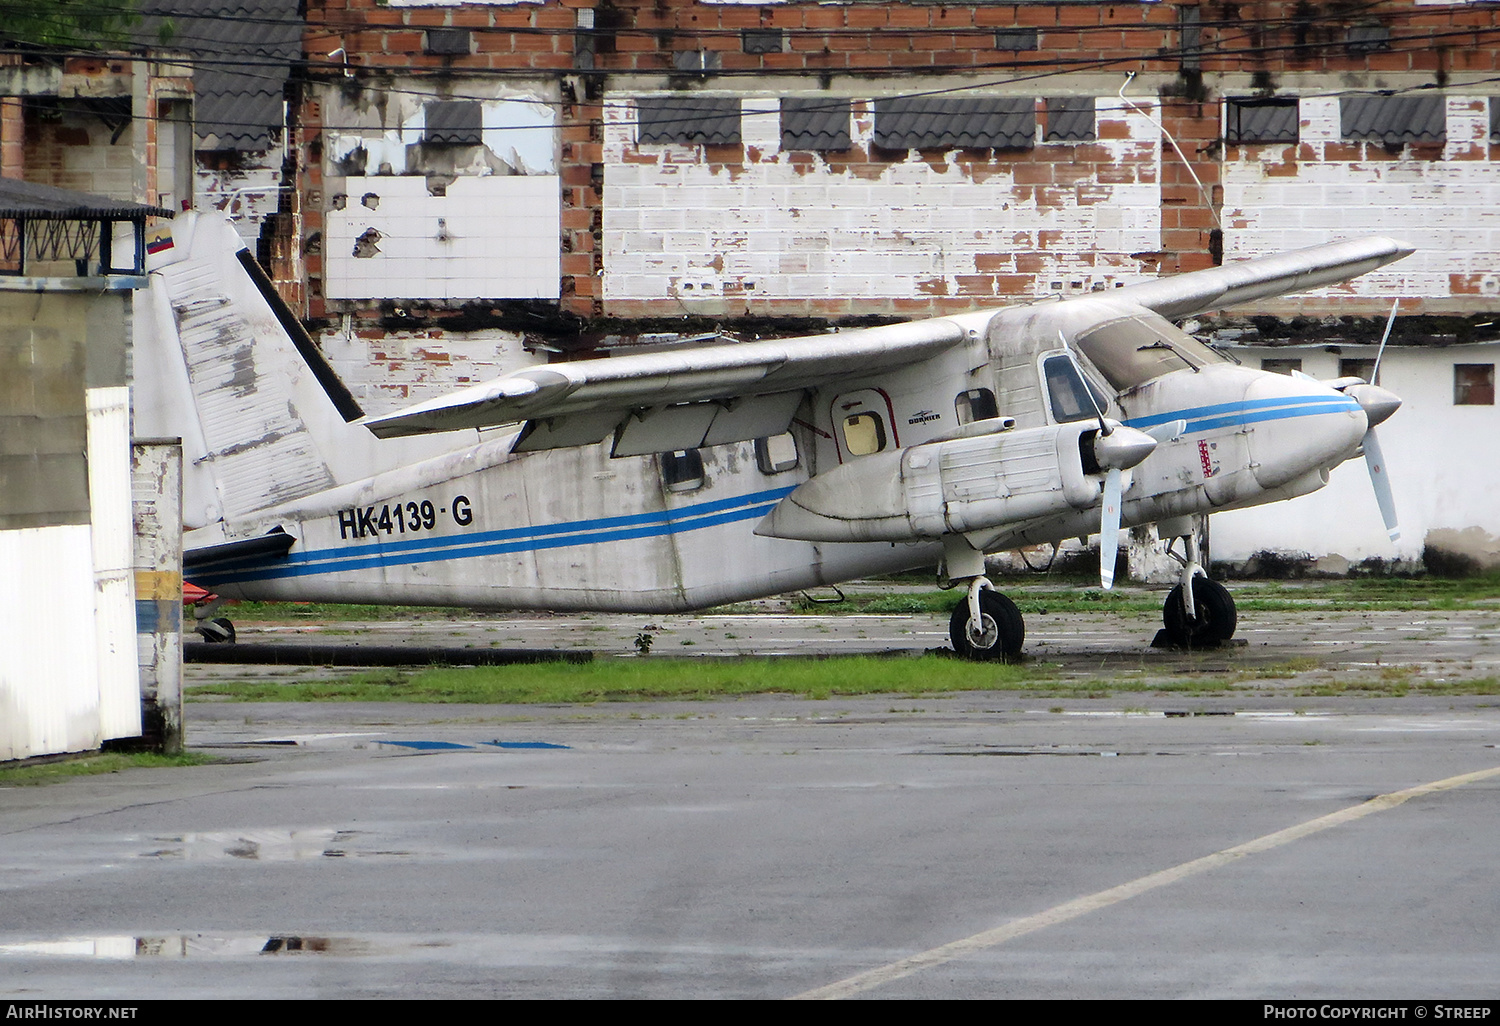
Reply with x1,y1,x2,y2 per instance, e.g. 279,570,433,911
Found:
0,179,170,279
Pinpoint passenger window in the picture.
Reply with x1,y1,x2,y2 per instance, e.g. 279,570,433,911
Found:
841,412,887,456
661,449,705,493
955,388,999,425
755,433,799,474
1043,355,1110,424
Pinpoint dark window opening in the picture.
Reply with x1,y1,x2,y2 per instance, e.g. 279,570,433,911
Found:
425,29,471,56
636,97,741,145
1340,358,1377,382
1226,97,1299,144
1345,22,1391,55
955,388,1000,425
1455,364,1495,406
662,449,706,492
425,101,482,146
1261,358,1304,376
1340,95,1445,145
1490,99,1500,144
781,98,851,151
873,97,1035,151
742,28,784,55
1045,97,1095,142
994,29,1039,52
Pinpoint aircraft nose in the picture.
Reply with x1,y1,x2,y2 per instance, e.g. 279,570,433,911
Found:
1245,371,1368,490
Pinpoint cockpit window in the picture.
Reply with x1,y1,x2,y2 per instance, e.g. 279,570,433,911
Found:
1075,315,1228,391
1043,354,1112,424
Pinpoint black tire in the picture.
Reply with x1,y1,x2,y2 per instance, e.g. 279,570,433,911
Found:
949,591,1025,661
199,617,236,644
1162,577,1236,648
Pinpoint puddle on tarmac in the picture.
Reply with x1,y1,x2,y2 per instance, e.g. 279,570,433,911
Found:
138,828,412,861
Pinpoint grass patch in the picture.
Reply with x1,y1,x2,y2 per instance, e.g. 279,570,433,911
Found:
188,656,1051,704
0,752,212,787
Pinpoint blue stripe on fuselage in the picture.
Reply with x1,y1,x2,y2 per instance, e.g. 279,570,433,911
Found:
191,485,799,587
1124,393,1359,434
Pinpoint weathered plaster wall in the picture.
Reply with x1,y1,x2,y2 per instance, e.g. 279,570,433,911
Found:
1222,95,1500,314
310,78,564,305
602,93,1163,319
1212,343,1500,569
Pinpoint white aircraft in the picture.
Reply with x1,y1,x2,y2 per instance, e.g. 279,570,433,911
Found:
137,214,1409,658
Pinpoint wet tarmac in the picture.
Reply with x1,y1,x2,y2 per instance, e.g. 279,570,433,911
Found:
3,601,1499,999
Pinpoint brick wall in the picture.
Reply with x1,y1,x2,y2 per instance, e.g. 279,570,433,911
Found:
602,92,1162,319
299,0,1500,334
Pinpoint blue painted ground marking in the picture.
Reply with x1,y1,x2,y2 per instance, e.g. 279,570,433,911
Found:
380,740,474,751
480,741,570,750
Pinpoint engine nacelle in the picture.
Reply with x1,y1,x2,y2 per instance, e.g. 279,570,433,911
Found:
755,421,1103,543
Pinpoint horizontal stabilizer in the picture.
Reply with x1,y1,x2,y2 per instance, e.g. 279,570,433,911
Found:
185,528,297,571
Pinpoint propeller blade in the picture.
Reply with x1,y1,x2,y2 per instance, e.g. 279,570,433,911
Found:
1100,467,1123,589
1362,428,1400,542
1372,298,1399,386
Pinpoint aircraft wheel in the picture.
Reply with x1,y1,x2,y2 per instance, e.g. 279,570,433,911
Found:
198,617,236,644
949,591,1025,661
1161,578,1236,648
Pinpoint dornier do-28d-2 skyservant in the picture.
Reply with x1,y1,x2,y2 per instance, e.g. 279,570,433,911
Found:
139,214,1410,658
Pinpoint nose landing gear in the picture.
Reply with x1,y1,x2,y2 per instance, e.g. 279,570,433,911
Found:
1155,526,1237,649
949,585,1025,661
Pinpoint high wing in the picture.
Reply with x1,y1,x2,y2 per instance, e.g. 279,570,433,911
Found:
362,236,1413,450
361,317,976,451
1112,236,1414,320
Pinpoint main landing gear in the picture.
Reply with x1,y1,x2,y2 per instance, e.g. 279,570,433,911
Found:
944,536,1024,661
1155,527,1237,649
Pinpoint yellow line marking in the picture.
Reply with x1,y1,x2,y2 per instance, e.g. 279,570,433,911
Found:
792,764,1500,1000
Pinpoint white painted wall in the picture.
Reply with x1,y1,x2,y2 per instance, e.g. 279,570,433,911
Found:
1212,343,1500,567
602,95,1163,304
325,175,562,301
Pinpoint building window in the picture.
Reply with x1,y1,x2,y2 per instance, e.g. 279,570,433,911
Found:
636,97,741,145
1225,98,1299,144
1455,364,1495,405
1491,99,1500,144
1345,22,1392,55
994,28,1039,52
1261,358,1303,375
1340,95,1445,145
1044,97,1095,142
662,449,706,492
425,29,471,56
873,97,1035,151
425,101,482,146
1340,358,1377,382
742,28,783,55
781,98,851,151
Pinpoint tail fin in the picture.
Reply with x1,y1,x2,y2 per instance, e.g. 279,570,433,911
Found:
133,213,462,533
